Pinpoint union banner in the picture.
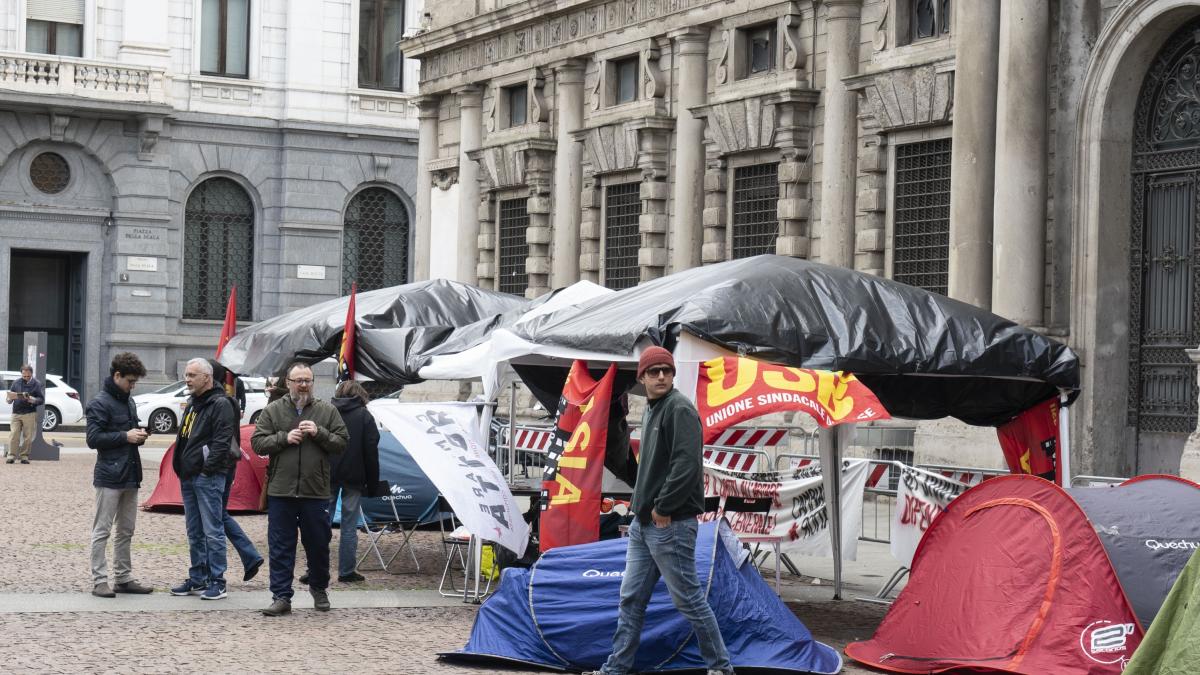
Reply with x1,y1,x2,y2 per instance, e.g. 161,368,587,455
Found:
696,356,890,443
540,361,616,552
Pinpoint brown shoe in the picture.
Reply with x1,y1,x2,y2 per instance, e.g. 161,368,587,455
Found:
113,580,153,594
92,583,116,598
261,597,291,616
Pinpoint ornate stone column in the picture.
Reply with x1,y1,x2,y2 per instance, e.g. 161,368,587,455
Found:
413,96,441,281
456,86,483,285
819,0,862,268
551,60,585,288
991,0,1049,325
670,28,709,272
948,0,1000,309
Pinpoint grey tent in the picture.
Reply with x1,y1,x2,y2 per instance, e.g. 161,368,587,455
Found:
1068,475,1200,628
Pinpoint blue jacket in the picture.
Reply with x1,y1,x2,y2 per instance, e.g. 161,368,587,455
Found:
85,378,144,489
9,376,44,415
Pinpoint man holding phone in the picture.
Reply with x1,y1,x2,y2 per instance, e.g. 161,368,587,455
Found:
7,364,44,464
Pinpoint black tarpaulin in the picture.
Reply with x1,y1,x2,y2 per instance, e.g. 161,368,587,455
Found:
217,279,529,384
512,255,1079,426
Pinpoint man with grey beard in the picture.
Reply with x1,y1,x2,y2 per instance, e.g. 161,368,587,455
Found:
251,362,347,616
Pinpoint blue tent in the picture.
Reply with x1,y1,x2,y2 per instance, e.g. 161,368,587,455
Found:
333,429,440,527
441,520,842,673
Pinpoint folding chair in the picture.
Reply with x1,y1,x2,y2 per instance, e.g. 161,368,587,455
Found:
356,490,433,574
723,496,785,591
436,495,498,601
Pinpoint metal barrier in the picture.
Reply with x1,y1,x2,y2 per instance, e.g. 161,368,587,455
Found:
1071,475,1128,487
704,446,771,472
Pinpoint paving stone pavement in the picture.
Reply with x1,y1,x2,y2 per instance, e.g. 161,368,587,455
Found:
0,447,884,673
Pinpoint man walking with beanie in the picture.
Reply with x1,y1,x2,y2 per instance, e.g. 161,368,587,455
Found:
588,346,733,675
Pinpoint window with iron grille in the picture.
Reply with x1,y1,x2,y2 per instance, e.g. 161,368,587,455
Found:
604,182,641,289
183,177,254,320
498,198,529,295
731,163,779,259
893,138,951,295
343,187,410,294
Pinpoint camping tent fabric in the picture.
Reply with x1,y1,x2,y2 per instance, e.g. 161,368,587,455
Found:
512,255,1079,426
347,428,440,525
1067,474,1200,628
441,519,842,674
1124,547,1200,675
846,476,1143,674
217,279,529,384
142,425,268,512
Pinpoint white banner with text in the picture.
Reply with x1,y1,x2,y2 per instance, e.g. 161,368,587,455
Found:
889,465,970,567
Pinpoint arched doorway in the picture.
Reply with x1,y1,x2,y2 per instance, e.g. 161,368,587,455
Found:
1128,18,1200,472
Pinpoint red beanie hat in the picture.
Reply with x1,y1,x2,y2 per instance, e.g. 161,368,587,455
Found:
637,346,675,379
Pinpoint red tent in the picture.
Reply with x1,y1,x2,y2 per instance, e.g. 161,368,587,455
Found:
846,476,1143,674
142,425,268,513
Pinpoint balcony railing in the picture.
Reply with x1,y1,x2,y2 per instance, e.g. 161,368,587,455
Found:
0,52,168,105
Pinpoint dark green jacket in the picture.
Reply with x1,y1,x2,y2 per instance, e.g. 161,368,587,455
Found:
251,394,348,499
630,387,705,524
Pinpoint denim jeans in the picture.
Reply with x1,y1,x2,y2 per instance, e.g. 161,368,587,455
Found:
600,518,733,675
267,496,331,600
223,469,262,570
329,487,362,578
180,473,228,585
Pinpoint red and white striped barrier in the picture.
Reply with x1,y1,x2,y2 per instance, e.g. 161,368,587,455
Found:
709,427,789,448
508,427,554,453
703,448,762,472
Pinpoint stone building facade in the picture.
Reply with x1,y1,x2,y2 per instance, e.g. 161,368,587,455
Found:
405,0,1200,478
0,0,422,399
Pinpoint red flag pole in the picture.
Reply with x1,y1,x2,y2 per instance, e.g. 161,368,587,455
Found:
337,283,357,383
216,286,237,396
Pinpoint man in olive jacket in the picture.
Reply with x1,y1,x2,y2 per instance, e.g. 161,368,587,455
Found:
251,362,348,616
589,346,732,675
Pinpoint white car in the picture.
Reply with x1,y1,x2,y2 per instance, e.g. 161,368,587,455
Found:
0,371,85,431
134,377,268,434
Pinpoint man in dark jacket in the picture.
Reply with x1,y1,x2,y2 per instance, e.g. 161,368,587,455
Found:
329,380,381,583
588,347,732,675
169,358,237,600
86,352,153,598
6,364,44,464
252,362,348,616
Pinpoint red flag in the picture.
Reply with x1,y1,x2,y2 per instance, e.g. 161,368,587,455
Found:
996,398,1060,482
696,356,889,443
337,283,357,383
539,361,616,552
215,286,237,396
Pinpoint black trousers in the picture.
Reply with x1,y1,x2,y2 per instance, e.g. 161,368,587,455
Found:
267,496,331,600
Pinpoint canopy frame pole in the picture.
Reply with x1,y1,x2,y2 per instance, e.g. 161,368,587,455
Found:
508,381,518,485
819,425,846,599
1058,391,1071,488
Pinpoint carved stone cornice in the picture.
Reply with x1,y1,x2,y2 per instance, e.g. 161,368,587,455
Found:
573,115,674,176
468,138,557,190
691,89,818,156
415,0,726,83
846,62,954,132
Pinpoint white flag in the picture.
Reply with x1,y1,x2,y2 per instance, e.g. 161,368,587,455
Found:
372,402,529,557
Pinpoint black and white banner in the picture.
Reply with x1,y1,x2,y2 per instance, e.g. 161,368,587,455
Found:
372,402,529,556
889,465,969,567
700,459,870,560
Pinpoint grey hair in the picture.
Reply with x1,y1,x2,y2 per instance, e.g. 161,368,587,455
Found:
186,358,213,376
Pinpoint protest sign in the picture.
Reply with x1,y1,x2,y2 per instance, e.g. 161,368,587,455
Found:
889,465,970,567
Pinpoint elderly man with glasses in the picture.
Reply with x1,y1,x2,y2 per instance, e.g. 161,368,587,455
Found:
251,362,348,616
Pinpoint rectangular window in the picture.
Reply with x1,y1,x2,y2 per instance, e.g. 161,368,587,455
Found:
498,198,529,295
912,0,951,41
26,20,81,57
730,163,779,259
358,0,404,90
506,84,528,127
604,183,641,290
26,0,84,57
736,22,775,79
893,138,952,295
613,56,638,105
201,0,250,78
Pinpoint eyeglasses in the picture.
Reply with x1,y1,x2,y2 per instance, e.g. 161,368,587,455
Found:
287,378,314,385
644,366,674,378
